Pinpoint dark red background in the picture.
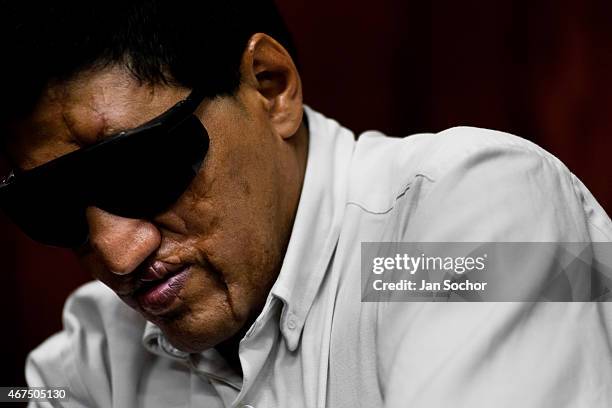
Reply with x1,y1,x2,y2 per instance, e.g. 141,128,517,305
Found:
3,0,612,386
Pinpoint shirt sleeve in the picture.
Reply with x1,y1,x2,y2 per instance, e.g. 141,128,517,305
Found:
395,126,610,242
377,127,612,407
25,282,123,408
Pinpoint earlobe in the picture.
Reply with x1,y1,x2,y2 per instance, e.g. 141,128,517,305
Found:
241,33,303,140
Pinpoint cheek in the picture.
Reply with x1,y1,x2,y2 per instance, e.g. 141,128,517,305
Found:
169,102,286,305
173,120,281,246
197,213,283,302
174,187,283,320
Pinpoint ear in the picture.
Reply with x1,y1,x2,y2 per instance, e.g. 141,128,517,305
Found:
240,33,303,140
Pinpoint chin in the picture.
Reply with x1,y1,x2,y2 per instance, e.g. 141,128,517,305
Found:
151,304,244,353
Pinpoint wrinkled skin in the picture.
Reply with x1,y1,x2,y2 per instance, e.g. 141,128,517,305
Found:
5,33,308,363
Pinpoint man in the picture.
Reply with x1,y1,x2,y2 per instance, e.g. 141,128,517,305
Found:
1,1,611,407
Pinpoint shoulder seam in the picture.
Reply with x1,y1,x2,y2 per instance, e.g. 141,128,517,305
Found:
346,179,417,215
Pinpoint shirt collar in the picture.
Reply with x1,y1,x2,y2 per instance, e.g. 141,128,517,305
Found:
142,322,189,361
269,106,355,351
142,106,355,355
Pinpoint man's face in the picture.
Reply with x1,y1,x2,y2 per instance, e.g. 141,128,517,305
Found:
6,64,306,352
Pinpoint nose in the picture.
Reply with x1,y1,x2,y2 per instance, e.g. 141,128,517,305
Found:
85,206,161,275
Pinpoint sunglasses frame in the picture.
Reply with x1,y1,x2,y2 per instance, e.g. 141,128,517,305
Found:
0,88,207,189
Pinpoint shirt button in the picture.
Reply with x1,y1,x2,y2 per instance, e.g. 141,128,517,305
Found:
287,316,297,330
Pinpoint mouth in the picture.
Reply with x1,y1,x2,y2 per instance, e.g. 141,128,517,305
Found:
132,264,192,316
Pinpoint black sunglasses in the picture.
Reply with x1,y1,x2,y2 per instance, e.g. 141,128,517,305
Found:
0,89,209,248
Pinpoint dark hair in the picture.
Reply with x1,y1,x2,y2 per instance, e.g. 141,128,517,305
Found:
0,0,296,122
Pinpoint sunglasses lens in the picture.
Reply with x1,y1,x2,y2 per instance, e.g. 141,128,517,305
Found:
1,181,88,247
91,115,208,218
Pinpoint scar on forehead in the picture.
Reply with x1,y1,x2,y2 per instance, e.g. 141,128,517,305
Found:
60,101,110,146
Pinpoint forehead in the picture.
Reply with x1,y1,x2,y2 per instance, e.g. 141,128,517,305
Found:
5,66,188,171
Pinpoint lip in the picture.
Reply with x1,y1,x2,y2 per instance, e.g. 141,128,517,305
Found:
134,266,191,315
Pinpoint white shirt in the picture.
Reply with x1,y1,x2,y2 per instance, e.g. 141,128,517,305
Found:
27,107,612,407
